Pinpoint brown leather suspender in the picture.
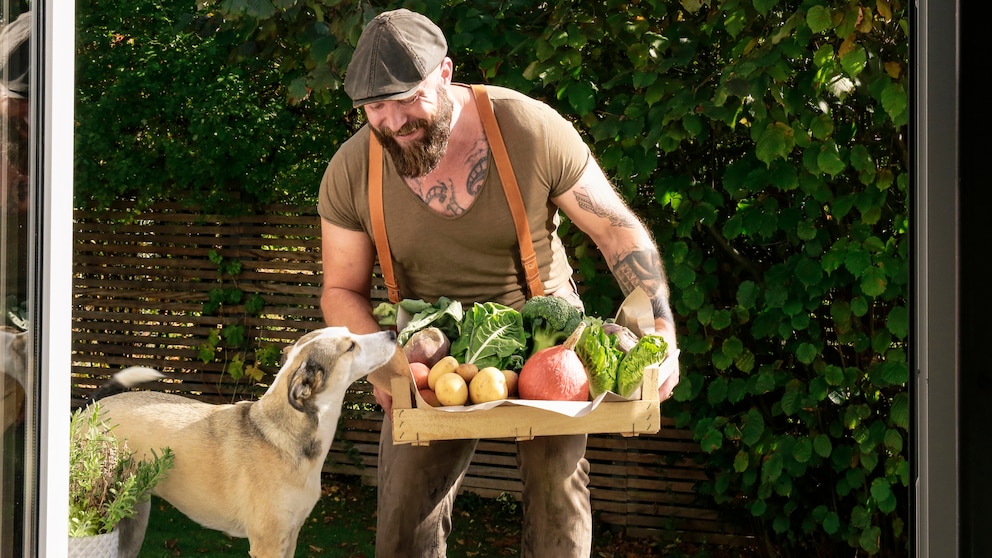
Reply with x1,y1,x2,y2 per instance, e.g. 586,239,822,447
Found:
470,84,545,300
368,84,546,304
367,134,401,304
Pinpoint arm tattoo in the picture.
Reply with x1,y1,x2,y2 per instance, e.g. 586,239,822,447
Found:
612,248,675,324
572,186,639,229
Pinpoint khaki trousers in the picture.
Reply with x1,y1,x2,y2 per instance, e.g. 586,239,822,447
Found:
375,414,592,557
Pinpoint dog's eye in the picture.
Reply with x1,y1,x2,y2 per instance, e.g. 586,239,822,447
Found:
346,340,357,352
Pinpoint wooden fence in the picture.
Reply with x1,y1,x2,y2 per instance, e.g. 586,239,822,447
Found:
70,203,747,545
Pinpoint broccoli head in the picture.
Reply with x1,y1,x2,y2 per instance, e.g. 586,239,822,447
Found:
521,295,584,355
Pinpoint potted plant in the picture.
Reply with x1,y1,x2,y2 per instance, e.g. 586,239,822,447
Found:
68,402,173,557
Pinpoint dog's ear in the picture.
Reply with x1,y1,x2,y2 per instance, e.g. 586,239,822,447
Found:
288,359,328,412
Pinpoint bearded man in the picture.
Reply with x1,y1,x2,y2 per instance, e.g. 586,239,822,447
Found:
316,9,679,558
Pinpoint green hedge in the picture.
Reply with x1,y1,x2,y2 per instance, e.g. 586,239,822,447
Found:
75,1,909,555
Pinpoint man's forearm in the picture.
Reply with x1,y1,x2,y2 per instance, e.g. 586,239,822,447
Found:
608,245,675,327
320,287,382,334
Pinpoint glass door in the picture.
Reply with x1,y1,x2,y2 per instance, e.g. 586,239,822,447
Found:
1,3,33,556
2,1,73,555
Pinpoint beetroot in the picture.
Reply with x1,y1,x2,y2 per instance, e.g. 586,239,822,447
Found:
518,322,589,401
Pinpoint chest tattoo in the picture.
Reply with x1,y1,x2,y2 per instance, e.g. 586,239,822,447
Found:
466,143,490,197
422,178,466,216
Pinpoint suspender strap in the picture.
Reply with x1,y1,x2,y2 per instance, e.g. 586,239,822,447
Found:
470,84,545,298
368,133,401,304
367,84,546,304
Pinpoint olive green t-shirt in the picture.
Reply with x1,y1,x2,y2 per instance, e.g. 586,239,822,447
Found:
317,84,591,310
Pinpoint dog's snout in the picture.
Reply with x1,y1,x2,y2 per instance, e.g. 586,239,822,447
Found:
386,330,397,342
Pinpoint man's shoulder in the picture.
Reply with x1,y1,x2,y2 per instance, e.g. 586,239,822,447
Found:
329,125,372,166
481,85,549,110
476,84,564,128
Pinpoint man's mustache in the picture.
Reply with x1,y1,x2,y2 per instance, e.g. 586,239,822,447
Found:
378,119,429,138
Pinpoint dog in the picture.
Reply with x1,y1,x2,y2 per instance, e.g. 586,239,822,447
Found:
2,327,28,434
94,326,400,558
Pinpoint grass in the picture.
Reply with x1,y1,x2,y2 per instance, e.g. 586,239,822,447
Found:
137,474,755,558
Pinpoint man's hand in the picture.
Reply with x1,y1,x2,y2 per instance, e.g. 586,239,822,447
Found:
374,385,394,418
654,317,679,402
658,366,679,402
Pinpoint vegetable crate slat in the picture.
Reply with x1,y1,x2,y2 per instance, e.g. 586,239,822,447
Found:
391,363,662,445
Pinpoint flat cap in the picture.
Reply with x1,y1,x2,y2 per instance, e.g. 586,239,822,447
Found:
344,9,447,108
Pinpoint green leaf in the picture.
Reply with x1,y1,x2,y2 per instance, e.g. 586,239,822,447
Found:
880,361,909,385
737,281,759,308
750,498,767,517
797,219,818,241
742,408,765,446
711,309,732,330
761,451,784,484
840,45,867,78
890,393,910,429
882,81,908,121
226,356,245,381
755,122,795,165
728,378,748,403
816,141,846,176
781,383,802,415
795,257,824,286
793,437,813,463
752,0,779,16
734,449,750,473
708,377,729,405
861,266,888,297
859,525,882,554
701,428,724,452
814,434,833,458
844,246,871,276
809,113,834,140
806,5,834,34
796,343,818,365
887,305,909,339
884,428,904,453
822,511,841,534
566,82,596,114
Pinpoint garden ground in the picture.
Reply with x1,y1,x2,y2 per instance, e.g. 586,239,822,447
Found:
137,473,759,557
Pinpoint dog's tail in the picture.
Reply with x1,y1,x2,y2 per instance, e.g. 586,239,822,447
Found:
90,366,165,400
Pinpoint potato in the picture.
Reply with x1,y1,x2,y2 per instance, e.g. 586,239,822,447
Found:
428,355,459,390
402,327,451,367
409,362,430,390
455,362,479,383
469,367,509,404
434,373,469,406
419,389,441,408
501,370,519,397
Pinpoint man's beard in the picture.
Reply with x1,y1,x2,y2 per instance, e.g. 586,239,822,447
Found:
371,86,454,178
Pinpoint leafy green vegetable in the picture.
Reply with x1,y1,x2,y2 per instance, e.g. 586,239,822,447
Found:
395,297,464,345
576,319,623,397
373,301,397,327
450,302,527,370
520,295,584,355
617,334,668,398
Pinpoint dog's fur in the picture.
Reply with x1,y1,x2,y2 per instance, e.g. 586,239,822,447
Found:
2,328,28,433
94,327,398,558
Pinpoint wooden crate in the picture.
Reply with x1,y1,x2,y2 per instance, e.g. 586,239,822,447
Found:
391,363,664,446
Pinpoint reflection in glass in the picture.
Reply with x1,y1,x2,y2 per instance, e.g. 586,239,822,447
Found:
1,6,30,558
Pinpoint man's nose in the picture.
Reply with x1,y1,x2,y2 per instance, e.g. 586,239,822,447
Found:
378,104,409,135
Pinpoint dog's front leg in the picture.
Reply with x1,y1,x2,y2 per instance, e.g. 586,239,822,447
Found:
247,525,303,558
